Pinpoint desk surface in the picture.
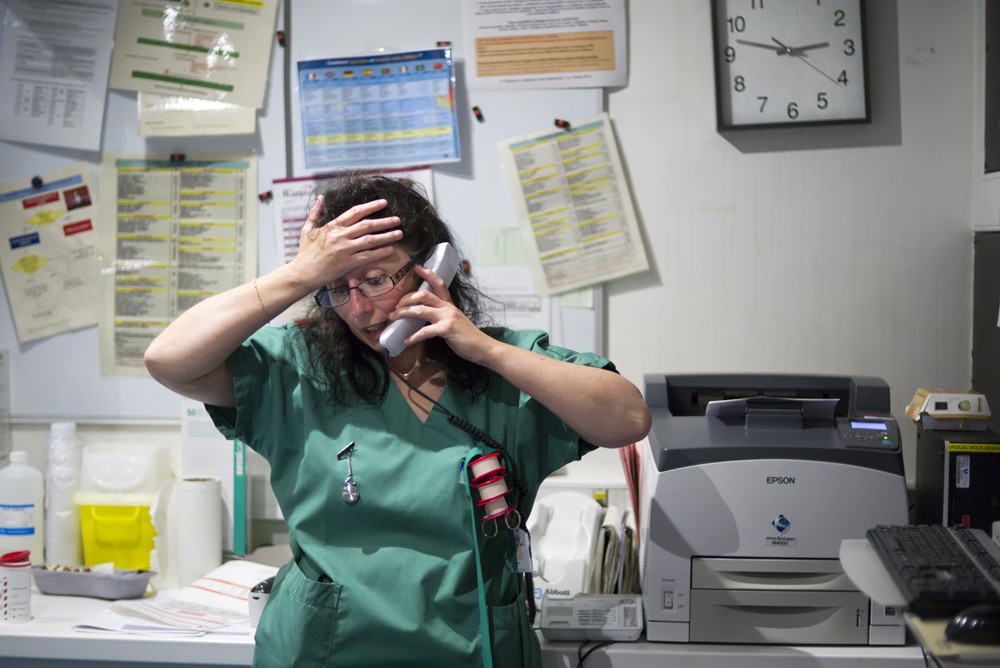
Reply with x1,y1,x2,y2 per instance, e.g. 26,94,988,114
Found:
1,591,930,668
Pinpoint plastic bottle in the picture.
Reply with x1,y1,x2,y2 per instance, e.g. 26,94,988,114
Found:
45,422,83,565
0,452,45,565
0,550,32,623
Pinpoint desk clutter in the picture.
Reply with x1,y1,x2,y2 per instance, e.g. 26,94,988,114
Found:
0,421,230,615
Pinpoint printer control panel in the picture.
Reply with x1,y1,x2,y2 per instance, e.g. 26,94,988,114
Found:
840,418,897,449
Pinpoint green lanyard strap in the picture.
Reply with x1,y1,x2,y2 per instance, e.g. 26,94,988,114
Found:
463,446,494,668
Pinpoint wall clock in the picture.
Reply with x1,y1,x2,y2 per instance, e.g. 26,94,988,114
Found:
711,0,870,130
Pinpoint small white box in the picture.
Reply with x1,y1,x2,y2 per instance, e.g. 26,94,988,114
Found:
905,389,990,430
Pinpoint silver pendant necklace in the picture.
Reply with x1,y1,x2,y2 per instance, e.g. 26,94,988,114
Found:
337,441,360,505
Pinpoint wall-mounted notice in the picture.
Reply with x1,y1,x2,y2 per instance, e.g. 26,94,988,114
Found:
0,0,118,151
108,0,278,109
0,163,100,343
97,153,258,375
462,0,627,92
138,93,256,137
498,113,648,297
296,49,460,171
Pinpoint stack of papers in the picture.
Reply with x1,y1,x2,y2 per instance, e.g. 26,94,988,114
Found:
73,560,278,636
585,506,640,595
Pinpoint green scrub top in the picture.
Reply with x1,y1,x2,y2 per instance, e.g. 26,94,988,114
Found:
206,324,613,668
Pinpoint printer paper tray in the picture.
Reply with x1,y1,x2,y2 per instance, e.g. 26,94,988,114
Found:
689,589,870,645
692,557,856,591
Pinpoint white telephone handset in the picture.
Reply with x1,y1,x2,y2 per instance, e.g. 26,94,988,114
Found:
379,242,460,357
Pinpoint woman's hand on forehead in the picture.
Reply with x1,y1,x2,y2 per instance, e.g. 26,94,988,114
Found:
290,195,403,291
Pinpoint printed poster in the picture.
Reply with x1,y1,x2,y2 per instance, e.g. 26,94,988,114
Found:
295,49,460,171
462,0,627,91
0,163,100,343
498,113,648,297
108,0,278,109
98,152,257,375
0,0,119,151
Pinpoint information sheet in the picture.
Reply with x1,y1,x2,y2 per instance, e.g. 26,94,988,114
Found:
0,163,100,343
0,0,118,151
498,113,648,297
462,0,627,91
476,226,553,334
138,92,256,137
296,49,460,171
97,153,257,375
108,0,278,109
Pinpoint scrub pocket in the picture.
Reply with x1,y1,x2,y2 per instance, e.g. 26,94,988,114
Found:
488,591,541,668
252,559,342,668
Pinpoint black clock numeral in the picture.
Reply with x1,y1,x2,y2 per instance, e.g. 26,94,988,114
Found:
725,46,736,63
727,16,746,33
837,70,849,85
787,102,799,119
734,75,746,92
757,96,768,112
817,92,828,109
834,9,846,26
751,0,764,8
844,38,856,56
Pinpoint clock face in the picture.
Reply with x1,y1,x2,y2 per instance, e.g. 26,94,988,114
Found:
712,0,870,129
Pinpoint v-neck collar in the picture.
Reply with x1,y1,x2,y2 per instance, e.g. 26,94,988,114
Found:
384,374,450,428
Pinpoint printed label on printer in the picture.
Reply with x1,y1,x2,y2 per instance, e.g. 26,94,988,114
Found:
947,442,1000,453
955,454,970,489
765,536,797,547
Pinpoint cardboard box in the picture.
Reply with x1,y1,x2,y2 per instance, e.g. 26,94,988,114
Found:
905,389,991,429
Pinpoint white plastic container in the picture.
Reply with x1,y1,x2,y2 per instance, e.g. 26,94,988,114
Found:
0,550,32,623
0,452,45,566
45,422,84,565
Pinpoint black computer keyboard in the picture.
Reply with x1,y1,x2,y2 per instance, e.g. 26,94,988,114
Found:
866,524,1000,618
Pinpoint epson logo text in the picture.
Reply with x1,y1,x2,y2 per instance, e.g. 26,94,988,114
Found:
767,476,796,484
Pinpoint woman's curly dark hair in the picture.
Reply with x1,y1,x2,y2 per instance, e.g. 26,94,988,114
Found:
299,172,494,406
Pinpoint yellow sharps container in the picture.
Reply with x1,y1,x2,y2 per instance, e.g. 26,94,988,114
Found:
73,444,170,570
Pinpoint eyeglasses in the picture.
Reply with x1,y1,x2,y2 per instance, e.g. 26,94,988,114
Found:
314,255,420,308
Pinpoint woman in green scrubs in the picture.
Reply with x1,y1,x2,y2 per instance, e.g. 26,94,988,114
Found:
145,174,651,667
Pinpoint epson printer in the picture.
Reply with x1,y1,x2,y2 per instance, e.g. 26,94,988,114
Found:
639,374,908,645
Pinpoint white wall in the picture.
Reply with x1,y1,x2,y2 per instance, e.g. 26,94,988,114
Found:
605,0,982,483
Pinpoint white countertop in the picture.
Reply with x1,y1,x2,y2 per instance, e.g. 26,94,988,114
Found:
0,591,254,667
1,590,930,668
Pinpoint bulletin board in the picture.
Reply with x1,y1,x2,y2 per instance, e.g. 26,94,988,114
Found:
0,2,288,421
0,0,603,421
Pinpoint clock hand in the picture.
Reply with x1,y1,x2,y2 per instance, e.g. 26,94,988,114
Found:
788,42,830,54
735,38,784,53
771,37,843,86
736,39,830,57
